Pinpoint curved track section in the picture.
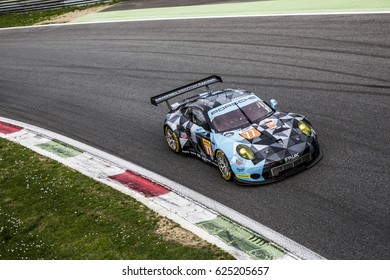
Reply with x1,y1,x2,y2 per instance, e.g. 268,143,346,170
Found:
0,14,389,259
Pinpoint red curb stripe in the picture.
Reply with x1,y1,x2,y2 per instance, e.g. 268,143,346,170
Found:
109,170,171,197
0,121,23,134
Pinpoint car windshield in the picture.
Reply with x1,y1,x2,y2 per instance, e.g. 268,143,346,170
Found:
211,101,272,132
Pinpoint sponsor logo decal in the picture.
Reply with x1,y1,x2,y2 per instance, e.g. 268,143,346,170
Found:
180,132,188,139
265,120,277,129
209,96,257,116
202,138,213,157
236,158,243,166
154,77,220,103
285,153,300,163
240,127,261,140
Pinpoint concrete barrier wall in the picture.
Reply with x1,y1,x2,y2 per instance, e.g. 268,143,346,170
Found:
0,0,107,13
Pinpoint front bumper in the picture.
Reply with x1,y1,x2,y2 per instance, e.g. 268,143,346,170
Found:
233,146,323,186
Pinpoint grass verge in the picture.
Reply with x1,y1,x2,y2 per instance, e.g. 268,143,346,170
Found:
0,138,233,260
0,1,119,28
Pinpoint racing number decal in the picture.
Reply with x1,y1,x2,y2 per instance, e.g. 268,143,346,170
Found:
240,127,261,140
202,139,213,157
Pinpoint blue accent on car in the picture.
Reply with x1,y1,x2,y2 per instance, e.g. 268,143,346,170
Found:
152,76,323,185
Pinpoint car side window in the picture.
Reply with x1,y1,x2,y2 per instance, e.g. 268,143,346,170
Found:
182,107,209,130
182,107,192,119
192,108,206,126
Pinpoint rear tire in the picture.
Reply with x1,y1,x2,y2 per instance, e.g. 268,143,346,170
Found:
164,126,181,154
215,150,233,181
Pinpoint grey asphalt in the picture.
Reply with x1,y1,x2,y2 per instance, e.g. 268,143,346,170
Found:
0,14,389,259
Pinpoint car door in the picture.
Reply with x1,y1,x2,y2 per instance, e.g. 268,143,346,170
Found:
184,107,213,160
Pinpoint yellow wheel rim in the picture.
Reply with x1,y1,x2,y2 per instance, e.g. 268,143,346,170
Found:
216,150,232,180
165,127,180,153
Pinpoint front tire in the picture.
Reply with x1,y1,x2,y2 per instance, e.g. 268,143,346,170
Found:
164,126,181,153
215,150,233,181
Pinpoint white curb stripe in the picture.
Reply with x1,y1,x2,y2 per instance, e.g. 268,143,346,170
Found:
67,153,125,177
150,193,218,224
3,129,50,146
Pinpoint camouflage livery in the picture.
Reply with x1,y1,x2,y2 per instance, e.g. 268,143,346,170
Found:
151,76,322,185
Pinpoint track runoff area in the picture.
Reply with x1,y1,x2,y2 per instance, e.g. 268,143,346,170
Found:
1,1,390,279
69,0,390,24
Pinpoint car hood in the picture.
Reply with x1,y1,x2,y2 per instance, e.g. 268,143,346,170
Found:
213,112,313,165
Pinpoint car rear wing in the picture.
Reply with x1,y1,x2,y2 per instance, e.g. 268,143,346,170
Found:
150,75,222,111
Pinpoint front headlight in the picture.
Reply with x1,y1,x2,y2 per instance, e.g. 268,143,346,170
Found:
298,120,311,136
236,144,254,160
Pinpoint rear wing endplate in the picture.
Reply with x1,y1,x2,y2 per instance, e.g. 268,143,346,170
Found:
150,75,222,111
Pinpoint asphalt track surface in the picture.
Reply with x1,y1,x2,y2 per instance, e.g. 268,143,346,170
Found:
0,14,389,259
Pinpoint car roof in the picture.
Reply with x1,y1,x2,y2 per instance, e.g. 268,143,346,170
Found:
185,89,254,112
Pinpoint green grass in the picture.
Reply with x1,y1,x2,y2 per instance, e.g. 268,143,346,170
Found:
0,138,233,260
0,1,120,28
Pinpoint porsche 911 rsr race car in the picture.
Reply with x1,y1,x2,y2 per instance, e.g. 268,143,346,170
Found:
151,76,322,185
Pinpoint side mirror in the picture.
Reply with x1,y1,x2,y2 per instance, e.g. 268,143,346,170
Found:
269,99,279,110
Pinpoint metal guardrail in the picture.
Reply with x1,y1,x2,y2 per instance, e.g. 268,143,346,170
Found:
0,0,108,13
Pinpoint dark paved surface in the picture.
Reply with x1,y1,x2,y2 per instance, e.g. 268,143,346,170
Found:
0,14,389,259
102,0,261,12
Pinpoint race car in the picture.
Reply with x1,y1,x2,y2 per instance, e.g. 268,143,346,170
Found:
151,76,322,185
